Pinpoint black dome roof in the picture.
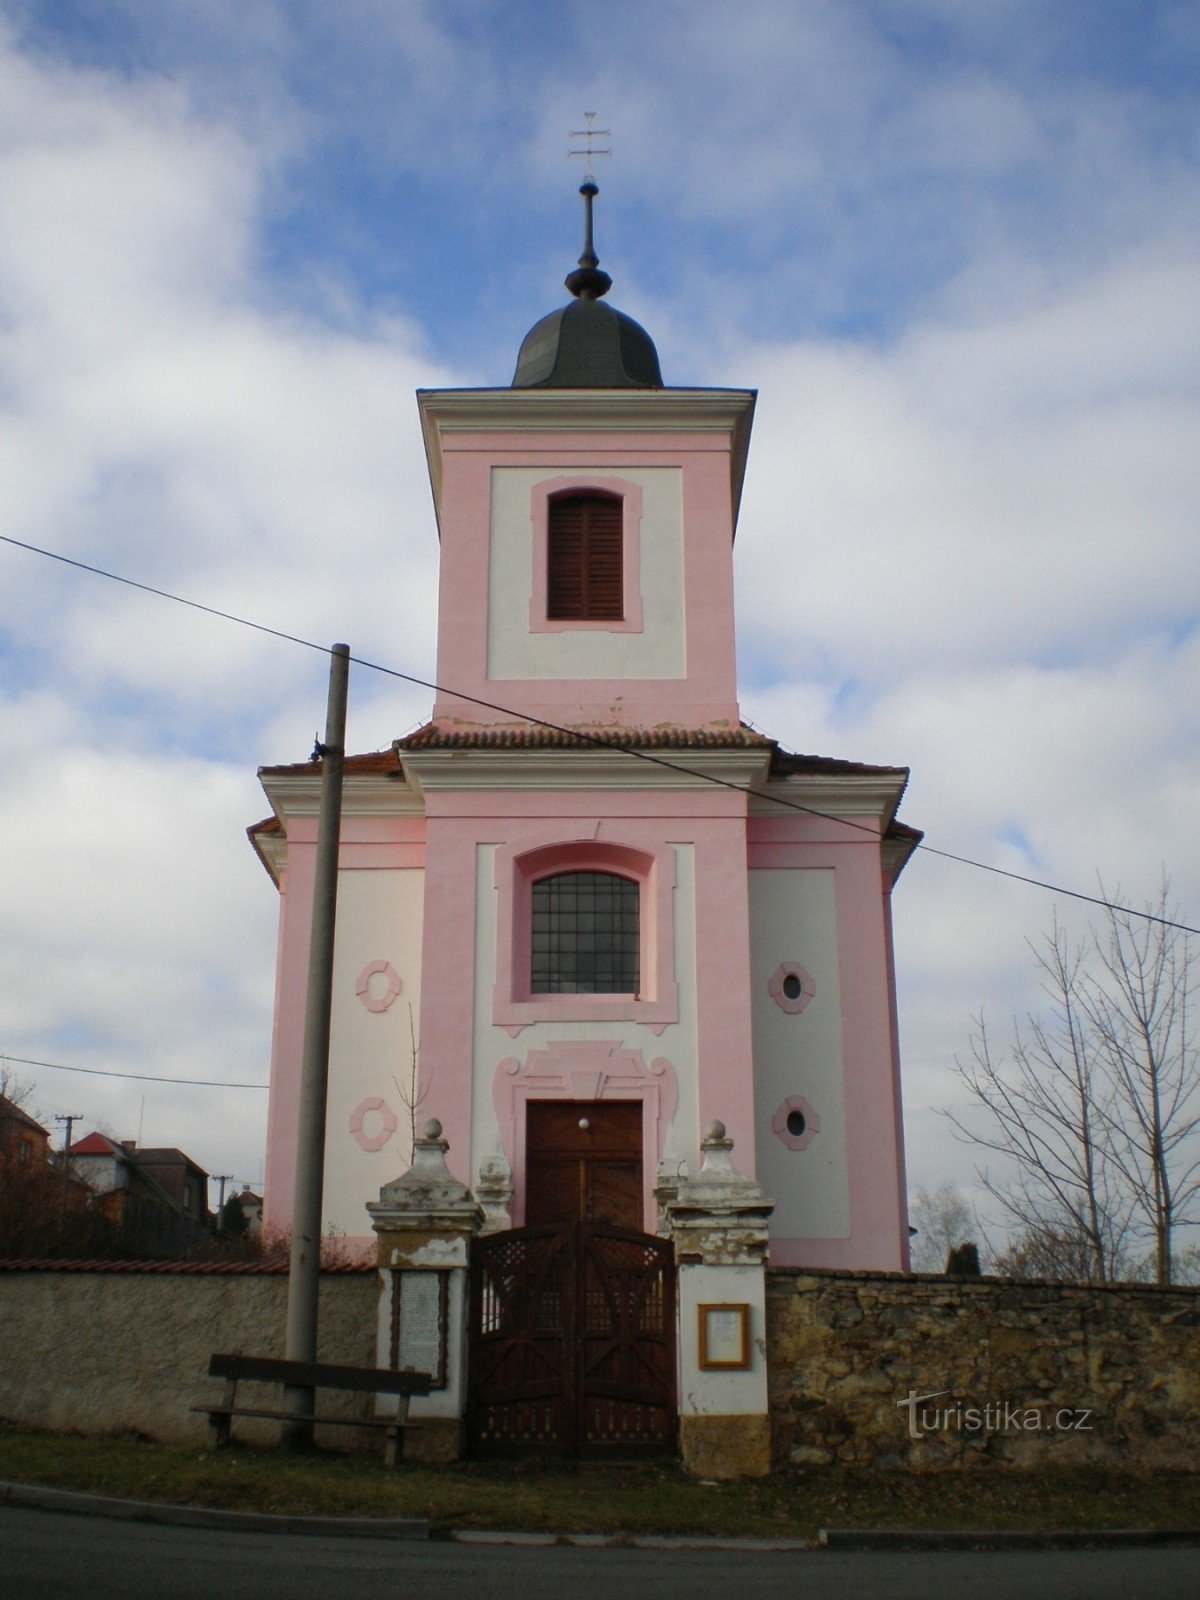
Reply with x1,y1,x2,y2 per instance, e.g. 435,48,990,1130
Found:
513,299,662,388
511,180,663,390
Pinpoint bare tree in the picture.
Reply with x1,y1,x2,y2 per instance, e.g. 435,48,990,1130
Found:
1083,884,1200,1285
392,1001,430,1165
948,917,1130,1282
0,1061,38,1116
991,1212,1124,1281
948,886,1200,1285
908,1183,977,1272
1167,1243,1200,1285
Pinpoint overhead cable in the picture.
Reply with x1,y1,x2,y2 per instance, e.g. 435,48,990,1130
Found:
2,532,1196,938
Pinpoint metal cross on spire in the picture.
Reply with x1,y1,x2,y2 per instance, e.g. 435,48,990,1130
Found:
565,113,614,300
568,112,611,184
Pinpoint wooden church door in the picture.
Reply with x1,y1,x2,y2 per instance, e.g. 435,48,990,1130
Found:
524,1100,643,1231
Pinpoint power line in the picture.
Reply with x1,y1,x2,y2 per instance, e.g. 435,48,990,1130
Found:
2,1053,268,1090
2,531,1197,938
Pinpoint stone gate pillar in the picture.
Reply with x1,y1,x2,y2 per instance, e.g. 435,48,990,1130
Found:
665,1120,775,1478
366,1119,482,1462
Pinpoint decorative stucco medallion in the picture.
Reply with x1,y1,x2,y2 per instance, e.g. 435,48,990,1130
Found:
355,959,402,1013
768,961,816,1015
771,1095,820,1151
349,1096,398,1152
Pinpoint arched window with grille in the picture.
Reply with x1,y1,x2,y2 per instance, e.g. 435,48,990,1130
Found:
546,492,624,620
530,869,640,994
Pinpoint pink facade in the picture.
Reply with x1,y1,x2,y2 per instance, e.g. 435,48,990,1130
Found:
254,367,918,1271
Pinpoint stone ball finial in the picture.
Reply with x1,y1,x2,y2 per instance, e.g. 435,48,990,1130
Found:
704,1119,727,1142
423,1118,443,1140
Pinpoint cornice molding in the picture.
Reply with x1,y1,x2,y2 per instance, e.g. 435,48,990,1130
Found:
260,772,425,820
250,828,287,886
400,745,772,795
881,831,921,883
748,774,908,825
416,386,756,528
257,756,909,832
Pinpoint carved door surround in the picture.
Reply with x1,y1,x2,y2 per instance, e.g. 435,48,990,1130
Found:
492,1040,678,1231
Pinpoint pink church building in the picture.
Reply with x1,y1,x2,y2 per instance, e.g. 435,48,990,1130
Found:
251,186,918,1467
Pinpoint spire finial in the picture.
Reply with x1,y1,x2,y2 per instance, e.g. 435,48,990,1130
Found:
568,112,611,185
566,114,613,301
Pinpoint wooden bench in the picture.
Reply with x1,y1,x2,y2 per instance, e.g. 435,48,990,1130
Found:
193,1353,433,1466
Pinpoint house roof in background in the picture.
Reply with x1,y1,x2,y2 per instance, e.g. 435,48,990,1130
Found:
0,1093,49,1138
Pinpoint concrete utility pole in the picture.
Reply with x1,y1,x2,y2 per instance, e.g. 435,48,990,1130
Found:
54,1114,83,1207
212,1174,233,1228
283,643,350,1447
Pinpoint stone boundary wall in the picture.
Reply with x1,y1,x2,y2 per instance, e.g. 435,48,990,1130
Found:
7,1260,1198,1471
767,1266,1200,1471
0,1263,377,1448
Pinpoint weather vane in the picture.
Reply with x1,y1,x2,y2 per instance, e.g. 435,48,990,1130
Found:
568,112,611,184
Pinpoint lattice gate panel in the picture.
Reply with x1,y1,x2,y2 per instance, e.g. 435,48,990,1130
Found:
468,1226,572,1454
468,1222,676,1459
577,1228,675,1455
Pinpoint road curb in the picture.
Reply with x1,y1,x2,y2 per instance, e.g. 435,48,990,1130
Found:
0,1479,428,1540
819,1527,1200,1551
449,1529,814,1549
6,1480,1198,1552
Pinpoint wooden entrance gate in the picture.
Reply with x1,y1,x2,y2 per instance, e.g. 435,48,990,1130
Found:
467,1221,676,1458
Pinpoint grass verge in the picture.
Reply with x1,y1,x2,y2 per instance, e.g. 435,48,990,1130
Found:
2,1423,1199,1540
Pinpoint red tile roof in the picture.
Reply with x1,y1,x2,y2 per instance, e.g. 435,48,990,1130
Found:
394,723,909,784
0,1094,49,1138
256,722,909,781
886,819,924,843
395,723,774,751
69,1131,125,1157
768,748,908,780
257,748,403,779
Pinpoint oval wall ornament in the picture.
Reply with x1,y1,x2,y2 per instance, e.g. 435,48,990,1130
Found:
772,1095,820,1152
355,960,402,1013
768,961,816,1015
349,1097,398,1153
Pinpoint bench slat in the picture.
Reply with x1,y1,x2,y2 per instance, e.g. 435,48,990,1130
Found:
206,1353,431,1396
190,1404,415,1430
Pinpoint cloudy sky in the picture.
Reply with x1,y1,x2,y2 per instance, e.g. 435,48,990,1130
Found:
1,1,1197,1247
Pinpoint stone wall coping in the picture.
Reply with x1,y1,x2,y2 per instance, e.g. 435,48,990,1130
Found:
0,1258,375,1276
767,1264,1200,1298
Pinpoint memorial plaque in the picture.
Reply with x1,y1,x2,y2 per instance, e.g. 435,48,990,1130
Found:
698,1302,751,1370
396,1270,447,1385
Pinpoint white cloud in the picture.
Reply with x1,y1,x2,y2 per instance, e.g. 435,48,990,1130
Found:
732,234,1200,1223
733,242,1200,685
0,692,276,1184
0,30,448,1190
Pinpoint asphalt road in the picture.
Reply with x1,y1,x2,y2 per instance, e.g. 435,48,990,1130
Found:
3,1505,1199,1600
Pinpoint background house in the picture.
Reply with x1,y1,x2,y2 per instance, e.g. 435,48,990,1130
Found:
233,1187,263,1237
0,1093,52,1167
68,1133,212,1258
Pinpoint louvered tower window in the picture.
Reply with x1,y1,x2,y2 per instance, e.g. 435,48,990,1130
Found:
547,493,623,619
